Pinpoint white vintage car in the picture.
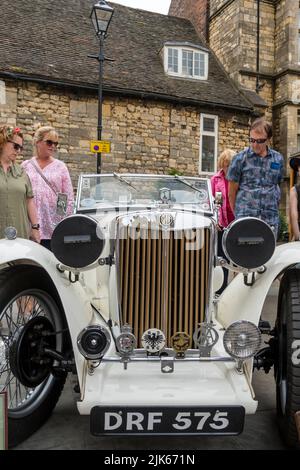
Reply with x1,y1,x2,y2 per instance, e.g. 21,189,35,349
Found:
0,174,299,449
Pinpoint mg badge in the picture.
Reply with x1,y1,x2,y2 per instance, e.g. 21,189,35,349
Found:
171,332,191,357
159,212,175,229
141,328,166,354
193,323,219,357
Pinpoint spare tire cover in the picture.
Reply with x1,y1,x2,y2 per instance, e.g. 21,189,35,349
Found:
222,217,275,269
51,215,104,268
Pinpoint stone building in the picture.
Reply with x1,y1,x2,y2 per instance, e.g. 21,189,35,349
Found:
169,0,300,210
0,1,254,186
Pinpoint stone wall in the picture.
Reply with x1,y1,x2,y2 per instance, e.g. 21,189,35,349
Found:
210,0,234,17
273,102,290,216
0,79,251,188
274,73,299,105
239,1,275,75
168,0,209,41
275,0,299,72
273,103,288,159
240,74,274,121
209,0,240,82
210,1,275,79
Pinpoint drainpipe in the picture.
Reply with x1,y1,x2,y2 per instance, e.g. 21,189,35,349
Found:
206,0,210,42
256,0,260,93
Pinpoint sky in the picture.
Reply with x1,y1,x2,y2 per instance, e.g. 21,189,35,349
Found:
110,0,171,14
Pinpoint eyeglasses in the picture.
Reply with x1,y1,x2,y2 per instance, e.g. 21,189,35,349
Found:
8,140,23,152
44,139,59,148
249,137,267,144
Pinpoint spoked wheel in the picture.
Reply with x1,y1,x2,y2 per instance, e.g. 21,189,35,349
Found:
0,266,67,447
275,269,300,449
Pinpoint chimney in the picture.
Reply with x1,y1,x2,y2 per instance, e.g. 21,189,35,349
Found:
169,0,209,42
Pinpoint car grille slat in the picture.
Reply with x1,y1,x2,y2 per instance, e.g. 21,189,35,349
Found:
117,225,210,347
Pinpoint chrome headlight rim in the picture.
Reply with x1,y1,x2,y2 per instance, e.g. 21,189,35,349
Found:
77,325,111,360
223,320,261,360
222,217,275,270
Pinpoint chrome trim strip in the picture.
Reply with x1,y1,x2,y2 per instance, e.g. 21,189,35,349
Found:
101,356,235,363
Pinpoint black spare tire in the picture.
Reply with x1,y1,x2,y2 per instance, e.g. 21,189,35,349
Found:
222,217,275,269
51,214,104,269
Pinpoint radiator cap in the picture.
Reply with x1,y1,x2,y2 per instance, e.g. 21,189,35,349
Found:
222,217,275,269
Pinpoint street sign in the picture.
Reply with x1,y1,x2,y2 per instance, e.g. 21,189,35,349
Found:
0,392,7,450
90,140,111,154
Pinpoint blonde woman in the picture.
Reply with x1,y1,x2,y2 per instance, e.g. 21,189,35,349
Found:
22,126,74,250
211,149,236,293
0,125,40,241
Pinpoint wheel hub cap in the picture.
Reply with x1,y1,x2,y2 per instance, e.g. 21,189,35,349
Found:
9,316,56,388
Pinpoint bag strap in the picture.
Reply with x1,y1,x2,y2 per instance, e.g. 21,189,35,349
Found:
29,159,58,196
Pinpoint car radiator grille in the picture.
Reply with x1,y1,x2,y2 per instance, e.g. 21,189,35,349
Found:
117,227,211,347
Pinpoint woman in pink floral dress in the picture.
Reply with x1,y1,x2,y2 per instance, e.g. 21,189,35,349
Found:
22,126,74,250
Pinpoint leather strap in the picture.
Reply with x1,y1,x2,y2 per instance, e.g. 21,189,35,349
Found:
29,159,58,196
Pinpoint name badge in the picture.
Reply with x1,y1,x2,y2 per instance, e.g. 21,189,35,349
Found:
271,162,280,170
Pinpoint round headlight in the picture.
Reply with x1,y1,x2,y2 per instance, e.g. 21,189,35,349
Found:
51,215,104,269
222,217,275,269
223,321,261,360
77,325,110,360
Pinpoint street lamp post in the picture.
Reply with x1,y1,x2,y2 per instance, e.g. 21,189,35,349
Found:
90,0,114,174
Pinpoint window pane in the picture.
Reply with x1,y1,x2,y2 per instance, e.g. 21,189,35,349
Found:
194,52,205,77
182,50,193,76
203,117,215,132
299,34,300,62
168,48,178,73
297,134,300,152
201,135,215,172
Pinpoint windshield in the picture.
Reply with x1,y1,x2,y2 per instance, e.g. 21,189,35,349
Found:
76,174,213,213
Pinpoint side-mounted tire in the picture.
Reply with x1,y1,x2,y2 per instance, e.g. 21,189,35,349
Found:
276,269,300,449
0,265,68,448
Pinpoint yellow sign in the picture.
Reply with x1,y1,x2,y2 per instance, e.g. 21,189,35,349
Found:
90,140,111,154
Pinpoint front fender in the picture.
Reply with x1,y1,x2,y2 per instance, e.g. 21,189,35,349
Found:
217,242,300,327
0,238,93,380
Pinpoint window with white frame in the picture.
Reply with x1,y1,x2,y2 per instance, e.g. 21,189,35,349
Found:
168,48,178,74
164,45,208,80
199,114,218,173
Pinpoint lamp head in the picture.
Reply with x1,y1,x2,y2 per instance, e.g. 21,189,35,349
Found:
90,0,114,37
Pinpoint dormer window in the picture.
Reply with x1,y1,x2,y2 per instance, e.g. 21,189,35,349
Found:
163,43,209,80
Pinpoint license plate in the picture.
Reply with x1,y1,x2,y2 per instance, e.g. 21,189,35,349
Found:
90,406,245,436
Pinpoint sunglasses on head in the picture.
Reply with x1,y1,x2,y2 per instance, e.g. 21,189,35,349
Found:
8,140,23,152
249,137,267,144
44,139,59,148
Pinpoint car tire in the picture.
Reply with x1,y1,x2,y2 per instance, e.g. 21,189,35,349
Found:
276,269,300,449
0,265,67,448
